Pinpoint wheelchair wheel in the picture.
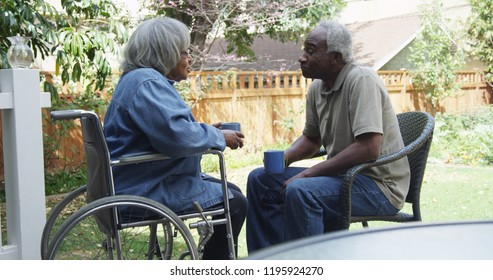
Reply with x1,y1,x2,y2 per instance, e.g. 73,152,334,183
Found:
41,185,87,259
158,220,175,259
45,195,198,260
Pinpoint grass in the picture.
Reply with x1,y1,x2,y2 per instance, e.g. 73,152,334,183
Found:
232,162,493,259
3,160,492,259
349,162,493,229
417,163,493,221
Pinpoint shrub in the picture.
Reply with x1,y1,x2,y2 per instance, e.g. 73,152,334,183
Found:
430,106,493,165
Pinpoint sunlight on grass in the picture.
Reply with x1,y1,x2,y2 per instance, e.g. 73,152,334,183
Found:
343,163,493,234
235,162,493,258
419,163,493,221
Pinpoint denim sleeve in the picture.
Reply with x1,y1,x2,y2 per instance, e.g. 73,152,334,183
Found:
128,77,226,157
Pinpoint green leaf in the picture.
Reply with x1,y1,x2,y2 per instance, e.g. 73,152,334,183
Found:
72,61,82,82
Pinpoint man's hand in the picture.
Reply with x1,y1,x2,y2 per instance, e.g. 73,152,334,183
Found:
280,170,309,195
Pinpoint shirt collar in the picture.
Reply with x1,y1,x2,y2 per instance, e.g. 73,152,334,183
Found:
321,63,355,95
166,78,176,85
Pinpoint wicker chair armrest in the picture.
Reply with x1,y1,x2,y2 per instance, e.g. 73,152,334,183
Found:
310,148,327,159
345,117,434,179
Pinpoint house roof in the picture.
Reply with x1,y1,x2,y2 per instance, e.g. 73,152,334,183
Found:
350,14,421,69
204,14,421,71
204,36,304,71
203,4,470,71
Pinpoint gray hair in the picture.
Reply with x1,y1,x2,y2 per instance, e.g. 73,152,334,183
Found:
317,20,354,63
121,17,190,75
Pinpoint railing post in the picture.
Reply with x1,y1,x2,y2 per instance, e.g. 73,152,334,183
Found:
0,69,51,259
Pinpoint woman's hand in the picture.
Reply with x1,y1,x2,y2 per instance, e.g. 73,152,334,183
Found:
222,130,245,150
211,122,222,129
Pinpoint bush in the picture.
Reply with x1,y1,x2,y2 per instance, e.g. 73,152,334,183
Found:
430,106,493,165
44,166,87,196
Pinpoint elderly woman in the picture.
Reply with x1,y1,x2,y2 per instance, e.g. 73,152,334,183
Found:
104,17,247,260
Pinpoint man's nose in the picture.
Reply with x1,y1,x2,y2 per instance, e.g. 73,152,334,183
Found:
298,54,308,63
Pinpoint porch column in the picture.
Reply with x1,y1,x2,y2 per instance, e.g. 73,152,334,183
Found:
0,69,51,259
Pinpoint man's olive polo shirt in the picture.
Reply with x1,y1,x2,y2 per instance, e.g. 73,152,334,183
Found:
303,63,410,209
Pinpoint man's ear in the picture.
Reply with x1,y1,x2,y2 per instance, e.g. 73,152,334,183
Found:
332,52,343,63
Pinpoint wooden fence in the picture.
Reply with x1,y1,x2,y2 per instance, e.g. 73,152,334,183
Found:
186,70,491,151
380,70,491,114
187,71,310,151
0,70,491,176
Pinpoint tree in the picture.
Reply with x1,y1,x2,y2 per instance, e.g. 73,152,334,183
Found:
55,0,128,96
0,0,129,174
0,0,129,104
408,1,465,115
146,0,346,69
0,0,58,69
468,0,493,87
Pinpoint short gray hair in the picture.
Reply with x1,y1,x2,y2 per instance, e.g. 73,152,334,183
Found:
317,20,354,63
121,17,190,75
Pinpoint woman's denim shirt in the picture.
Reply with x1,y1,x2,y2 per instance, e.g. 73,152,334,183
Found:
104,68,228,213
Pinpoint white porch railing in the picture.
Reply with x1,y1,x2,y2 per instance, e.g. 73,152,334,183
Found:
0,69,51,259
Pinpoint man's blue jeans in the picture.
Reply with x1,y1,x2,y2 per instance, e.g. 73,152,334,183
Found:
246,166,399,253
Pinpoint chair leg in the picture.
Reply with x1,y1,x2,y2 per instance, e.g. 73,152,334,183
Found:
225,213,236,260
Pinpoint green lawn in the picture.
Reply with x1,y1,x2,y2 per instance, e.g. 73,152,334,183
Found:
417,163,493,221
235,162,493,259
3,161,492,259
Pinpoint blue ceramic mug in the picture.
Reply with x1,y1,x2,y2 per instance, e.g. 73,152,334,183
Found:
220,122,241,131
264,150,285,174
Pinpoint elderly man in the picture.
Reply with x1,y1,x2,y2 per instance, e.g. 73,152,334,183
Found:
246,20,410,253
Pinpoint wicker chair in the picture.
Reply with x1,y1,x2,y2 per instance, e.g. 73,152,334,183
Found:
312,111,435,229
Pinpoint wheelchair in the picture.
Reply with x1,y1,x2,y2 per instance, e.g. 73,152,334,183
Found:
41,110,235,260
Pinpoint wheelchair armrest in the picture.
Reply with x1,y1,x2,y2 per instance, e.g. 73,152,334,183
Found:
118,153,171,164
114,148,218,166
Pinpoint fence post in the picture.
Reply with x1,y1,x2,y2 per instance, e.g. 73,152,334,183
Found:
0,69,51,259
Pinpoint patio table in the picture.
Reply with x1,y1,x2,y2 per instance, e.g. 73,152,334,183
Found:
247,220,493,260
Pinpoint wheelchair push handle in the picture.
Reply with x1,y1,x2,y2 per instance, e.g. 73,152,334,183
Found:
50,110,84,121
